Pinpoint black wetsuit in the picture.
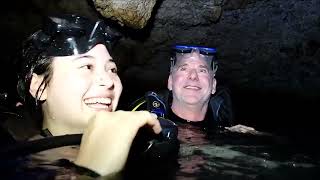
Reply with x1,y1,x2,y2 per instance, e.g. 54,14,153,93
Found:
129,86,234,132
167,106,213,129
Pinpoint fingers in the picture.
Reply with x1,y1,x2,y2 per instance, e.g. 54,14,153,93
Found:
146,112,162,134
126,110,162,134
225,124,257,133
123,111,162,134
91,110,162,135
75,110,162,176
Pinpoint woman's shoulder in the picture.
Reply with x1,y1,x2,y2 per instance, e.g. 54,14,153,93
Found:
0,105,38,143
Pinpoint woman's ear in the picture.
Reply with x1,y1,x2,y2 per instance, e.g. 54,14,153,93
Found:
211,78,217,94
29,73,47,101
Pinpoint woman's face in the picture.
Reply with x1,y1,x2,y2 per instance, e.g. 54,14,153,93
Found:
40,44,122,134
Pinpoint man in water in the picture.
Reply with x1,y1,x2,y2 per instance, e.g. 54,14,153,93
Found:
131,45,258,134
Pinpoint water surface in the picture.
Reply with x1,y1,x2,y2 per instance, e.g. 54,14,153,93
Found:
174,124,319,180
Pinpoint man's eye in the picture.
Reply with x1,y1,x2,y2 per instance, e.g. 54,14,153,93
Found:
199,69,208,73
179,67,187,71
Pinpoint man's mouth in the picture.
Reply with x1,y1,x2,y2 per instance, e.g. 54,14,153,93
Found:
84,97,112,111
184,85,201,90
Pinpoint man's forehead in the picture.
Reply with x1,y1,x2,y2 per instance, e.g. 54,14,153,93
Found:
176,54,210,67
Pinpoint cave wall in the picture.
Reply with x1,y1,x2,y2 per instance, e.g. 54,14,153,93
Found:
114,0,320,132
119,0,320,97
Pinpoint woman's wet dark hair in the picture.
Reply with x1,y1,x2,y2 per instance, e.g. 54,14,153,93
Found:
15,14,121,129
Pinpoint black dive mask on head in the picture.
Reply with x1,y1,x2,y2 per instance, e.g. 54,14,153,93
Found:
30,14,117,57
16,14,121,104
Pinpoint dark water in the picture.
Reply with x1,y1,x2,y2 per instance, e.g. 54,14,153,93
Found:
120,88,320,180
1,121,319,180
173,124,320,180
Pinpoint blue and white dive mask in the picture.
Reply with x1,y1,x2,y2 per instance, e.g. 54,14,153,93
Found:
171,45,218,73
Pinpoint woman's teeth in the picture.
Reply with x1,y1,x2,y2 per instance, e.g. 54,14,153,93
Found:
84,98,112,110
84,97,111,105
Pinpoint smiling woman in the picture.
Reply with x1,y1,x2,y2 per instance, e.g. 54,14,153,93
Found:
38,44,122,135
15,14,124,137
1,13,179,179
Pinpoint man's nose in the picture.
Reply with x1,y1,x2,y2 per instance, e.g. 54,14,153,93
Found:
191,48,200,54
188,69,199,81
95,72,114,89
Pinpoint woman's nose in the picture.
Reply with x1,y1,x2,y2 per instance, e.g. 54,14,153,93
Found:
96,72,114,89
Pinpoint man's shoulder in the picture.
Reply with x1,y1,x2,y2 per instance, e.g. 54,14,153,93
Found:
128,89,170,112
209,86,234,127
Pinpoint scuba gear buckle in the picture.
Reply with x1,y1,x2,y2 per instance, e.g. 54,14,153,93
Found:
130,91,179,159
145,91,167,118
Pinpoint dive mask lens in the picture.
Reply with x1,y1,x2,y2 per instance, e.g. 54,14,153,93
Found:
174,45,216,55
38,14,113,56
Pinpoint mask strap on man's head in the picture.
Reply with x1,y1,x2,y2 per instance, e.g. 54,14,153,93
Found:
170,45,218,74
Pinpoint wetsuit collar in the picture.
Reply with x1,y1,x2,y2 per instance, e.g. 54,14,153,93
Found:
40,128,53,137
168,107,212,128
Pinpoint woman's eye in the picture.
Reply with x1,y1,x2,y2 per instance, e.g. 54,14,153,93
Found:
110,68,117,73
179,67,187,71
81,64,93,70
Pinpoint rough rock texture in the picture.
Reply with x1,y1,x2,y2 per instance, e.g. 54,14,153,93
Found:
112,0,320,131
93,0,158,29
31,0,99,19
121,0,320,97
111,0,320,102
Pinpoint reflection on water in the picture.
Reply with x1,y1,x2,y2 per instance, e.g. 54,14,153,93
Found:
175,124,320,180
2,123,319,179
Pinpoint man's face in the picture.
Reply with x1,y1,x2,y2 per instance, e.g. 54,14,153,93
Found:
41,44,123,130
168,51,216,106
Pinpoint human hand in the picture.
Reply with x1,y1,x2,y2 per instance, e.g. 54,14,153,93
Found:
225,124,258,134
74,110,161,176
